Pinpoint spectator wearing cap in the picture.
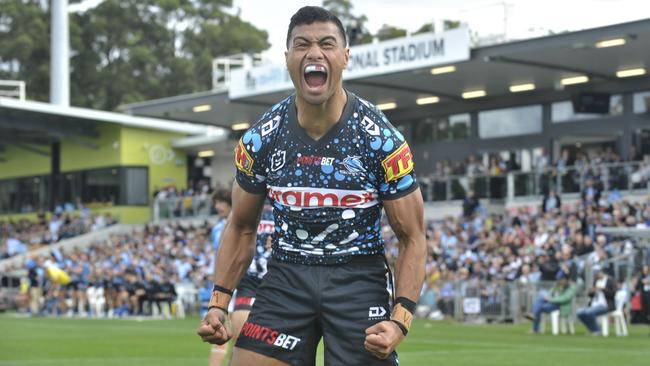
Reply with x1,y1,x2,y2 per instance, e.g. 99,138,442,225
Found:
526,271,576,334
577,269,616,335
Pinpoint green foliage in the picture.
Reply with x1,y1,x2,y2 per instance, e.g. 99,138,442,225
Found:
322,0,371,46
0,0,51,102
414,23,435,35
376,24,407,41
0,0,269,110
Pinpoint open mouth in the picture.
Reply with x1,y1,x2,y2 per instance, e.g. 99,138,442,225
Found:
304,64,328,89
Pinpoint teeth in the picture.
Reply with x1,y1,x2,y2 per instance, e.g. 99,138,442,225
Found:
304,65,327,74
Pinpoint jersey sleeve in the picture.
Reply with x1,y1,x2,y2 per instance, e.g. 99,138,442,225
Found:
371,113,418,201
234,132,268,194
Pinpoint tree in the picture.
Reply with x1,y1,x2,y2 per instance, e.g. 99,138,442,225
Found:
0,0,51,103
413,23,435,35
0,0,270,110
322,0,372,45
376,24,407,41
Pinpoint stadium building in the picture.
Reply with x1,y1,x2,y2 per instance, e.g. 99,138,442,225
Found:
0,98,225,223
2,18,649,222
121,18,650,212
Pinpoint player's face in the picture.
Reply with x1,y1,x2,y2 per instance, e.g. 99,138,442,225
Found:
285,21,349,105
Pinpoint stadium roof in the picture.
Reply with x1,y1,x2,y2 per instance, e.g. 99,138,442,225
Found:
0,97,220,150
121,18,650,129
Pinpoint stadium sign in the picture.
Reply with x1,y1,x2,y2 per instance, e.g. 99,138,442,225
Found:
229,27,470,99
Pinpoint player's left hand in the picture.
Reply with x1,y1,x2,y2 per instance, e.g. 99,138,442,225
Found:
364,320,405,359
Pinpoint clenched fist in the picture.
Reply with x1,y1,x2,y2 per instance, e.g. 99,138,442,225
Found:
196,308,232,345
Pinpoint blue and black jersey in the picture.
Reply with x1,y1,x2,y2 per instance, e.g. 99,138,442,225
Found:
235,91,417,265
246,204,274,279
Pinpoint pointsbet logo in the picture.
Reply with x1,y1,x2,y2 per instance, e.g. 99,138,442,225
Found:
240,322,301,351
381,142,414,182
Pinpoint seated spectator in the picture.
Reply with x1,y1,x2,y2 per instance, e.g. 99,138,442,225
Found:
526,271,576,334
542,190,561,213
577,269,615,335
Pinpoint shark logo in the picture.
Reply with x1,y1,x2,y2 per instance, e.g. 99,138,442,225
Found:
342,156,366,176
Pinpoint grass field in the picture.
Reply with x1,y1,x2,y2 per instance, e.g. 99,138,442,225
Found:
0,314,648,366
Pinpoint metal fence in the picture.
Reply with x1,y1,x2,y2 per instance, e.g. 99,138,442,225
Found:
152,196,212,221
419,161,650,202
427,248,641,324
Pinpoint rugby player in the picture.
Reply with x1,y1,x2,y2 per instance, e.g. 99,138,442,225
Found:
197,6,426,365
209,199,274,366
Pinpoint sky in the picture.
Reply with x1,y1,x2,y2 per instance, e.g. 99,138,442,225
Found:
232,0,649,62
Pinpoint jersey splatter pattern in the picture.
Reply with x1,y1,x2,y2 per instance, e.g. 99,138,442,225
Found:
235,91,417,265
247,204,274,278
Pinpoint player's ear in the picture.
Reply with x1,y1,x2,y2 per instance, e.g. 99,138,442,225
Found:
343,47,349,69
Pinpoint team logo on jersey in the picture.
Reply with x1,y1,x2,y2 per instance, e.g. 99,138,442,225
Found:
235,138,254,176
382,141,414,182
361,116,380,136
341,156,366,176
271,150,286,171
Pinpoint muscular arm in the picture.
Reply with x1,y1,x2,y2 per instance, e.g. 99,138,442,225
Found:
383,188,427,303
364,188,426,359
213,182,266,290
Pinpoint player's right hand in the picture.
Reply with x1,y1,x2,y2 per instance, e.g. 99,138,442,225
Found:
197,308,232,345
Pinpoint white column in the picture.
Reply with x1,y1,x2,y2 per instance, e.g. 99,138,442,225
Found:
51,0,69,106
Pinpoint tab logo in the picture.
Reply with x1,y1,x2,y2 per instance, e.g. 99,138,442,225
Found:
369,306,387,319
235,138,254,176
381,142,414,182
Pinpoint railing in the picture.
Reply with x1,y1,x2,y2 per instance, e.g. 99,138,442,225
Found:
419,161,650,202
151,196,212,222
422,245,641,323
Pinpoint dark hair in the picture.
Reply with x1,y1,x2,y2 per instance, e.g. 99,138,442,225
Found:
286,6,347,49
211,188,231,207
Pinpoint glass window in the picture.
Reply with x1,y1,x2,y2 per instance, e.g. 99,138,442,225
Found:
449,113,470,140
124,167,148,205
478,105,542,139
0,175,49,214
633,91,650,114
83,168,120,205
552,94,623,123
0,179,17,213
413,118,434,143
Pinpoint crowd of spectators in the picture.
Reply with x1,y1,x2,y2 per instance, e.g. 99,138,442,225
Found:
10,221,214,318
428,146,647,180
152,180,220,219
383,194,650,320
0,211,117,260
4,194,650,322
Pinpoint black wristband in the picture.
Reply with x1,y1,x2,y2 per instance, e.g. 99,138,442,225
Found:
390,319,408,336
207,305,229,314
395,297,416,314
212,284,234,296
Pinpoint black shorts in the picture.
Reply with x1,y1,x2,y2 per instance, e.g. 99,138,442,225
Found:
234,274,261,312
234,255,398,366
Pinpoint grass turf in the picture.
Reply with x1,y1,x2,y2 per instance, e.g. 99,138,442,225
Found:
0,315,648,366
